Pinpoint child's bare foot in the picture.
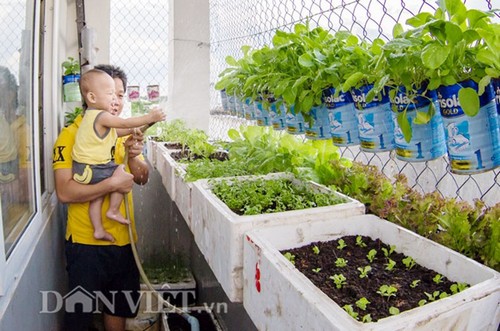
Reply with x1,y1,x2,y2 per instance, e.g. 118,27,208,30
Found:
94,229,115,242
106,211,130,225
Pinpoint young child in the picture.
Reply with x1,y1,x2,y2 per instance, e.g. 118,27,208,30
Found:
72,69,166,242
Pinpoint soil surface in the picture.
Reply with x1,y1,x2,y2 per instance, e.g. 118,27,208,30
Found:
282,235,468,322
170,149,229,162
163,142,184,149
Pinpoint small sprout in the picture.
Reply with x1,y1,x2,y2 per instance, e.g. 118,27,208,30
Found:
330,274,347,289
389,307,400,315
357,265,372,278
312,245,320,255
342,304,359,320
385,258,396,271
335,258,348,267
439,292,449,299
337,239,347,250
312,267,322,273
367,249,377,263
355,297,370,310
450,282,469,294
402,256,416,270
418,299,427,306
433,274,444,284
283,252,295,265
381,245,396,257
377,285,398,298
362,314,372,323
424,291,441,301
355,236,367,247
410,280,421,288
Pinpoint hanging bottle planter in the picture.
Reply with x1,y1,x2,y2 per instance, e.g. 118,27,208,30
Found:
492,78,500,129
61,57,81,102
437,80,500,174
351,84,395,152
243,97,256,121
220,89,229,113
253,95,271,126
322,87,359,146
305,105,332,140
269,97,286,131
390,86,447,162
62,74,81,102
285,104,305,135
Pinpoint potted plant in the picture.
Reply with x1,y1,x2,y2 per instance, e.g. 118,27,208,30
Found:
341,38,396,152
61,56,81,102
367,23,447,162
243,214,500,330
407,0,500,173
270,23,336,139
315,31,361,146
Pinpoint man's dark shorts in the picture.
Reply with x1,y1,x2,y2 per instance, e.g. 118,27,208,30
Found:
63,240,140,331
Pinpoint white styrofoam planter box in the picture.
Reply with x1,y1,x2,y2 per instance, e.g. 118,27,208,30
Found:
243,214,500,331
173,165,193,228
191,173,365,302
145,137,159,168
155,143,183,201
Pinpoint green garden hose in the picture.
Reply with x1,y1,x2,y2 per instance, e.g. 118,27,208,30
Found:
123,132,200,331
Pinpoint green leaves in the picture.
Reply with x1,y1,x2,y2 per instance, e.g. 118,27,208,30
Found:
421,43,450,70
458,87,480,117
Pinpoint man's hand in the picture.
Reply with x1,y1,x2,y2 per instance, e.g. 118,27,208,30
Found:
125,128,145,159
111,165,134,194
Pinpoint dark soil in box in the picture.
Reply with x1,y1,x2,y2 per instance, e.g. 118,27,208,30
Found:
170,149,229,162
282,235,470,322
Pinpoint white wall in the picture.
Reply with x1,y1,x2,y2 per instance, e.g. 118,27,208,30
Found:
166,0,210,131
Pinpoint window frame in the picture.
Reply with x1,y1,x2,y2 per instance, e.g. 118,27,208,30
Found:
0,0,49,297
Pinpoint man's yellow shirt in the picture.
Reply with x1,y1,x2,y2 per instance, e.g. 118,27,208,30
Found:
53,115,138,245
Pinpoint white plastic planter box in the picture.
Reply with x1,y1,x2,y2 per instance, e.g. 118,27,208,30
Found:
190,173,365,302
243,214,500,331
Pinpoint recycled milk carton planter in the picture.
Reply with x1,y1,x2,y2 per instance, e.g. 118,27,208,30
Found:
190,173,365,302
243,214,500,331
155,143,183,201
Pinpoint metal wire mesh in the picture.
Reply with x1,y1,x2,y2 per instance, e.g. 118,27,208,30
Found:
209,0,500,207
110,0,169,100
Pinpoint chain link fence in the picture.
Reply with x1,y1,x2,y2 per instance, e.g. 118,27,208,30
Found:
107,0,498,207
110,0,169,104
209,0,500,207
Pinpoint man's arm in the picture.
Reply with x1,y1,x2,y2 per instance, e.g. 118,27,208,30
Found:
54,165,134,203
123,129,149,185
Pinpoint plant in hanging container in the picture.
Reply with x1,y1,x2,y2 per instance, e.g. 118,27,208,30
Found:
215,45,258,119
271,23,336,139
61,56,81,102
318,31,361,147
368,23,447,162
408,0,500,173
341,38,396,152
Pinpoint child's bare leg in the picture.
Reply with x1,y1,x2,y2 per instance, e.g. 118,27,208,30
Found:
89,197,115,242
106,192,129,224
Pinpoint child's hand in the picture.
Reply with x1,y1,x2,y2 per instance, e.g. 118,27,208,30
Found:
148,107,167,123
